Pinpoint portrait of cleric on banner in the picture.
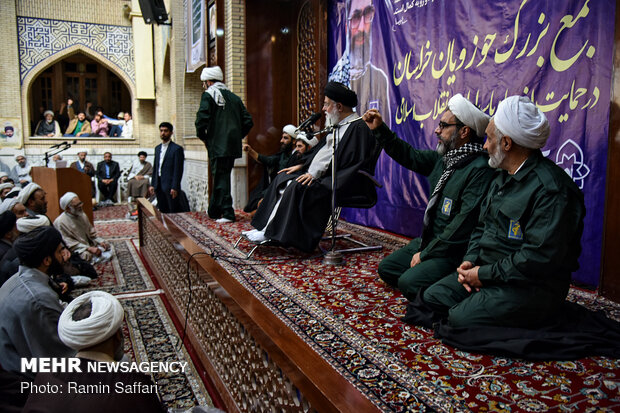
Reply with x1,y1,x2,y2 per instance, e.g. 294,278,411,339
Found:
328,0,614,287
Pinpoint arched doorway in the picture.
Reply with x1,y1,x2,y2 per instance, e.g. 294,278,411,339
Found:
29,53,131,135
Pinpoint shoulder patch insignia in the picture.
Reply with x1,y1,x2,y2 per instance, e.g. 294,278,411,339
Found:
441,197,453,216
508,219,523,240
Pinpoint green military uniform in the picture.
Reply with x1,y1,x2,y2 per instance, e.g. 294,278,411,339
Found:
424,150,585,328
374,123,494,299
195,86,253,221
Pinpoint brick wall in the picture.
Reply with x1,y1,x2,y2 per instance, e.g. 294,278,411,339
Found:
0,1,23,119
16,0,131,26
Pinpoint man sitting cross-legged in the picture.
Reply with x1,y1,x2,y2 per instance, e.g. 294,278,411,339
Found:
54,192,112,264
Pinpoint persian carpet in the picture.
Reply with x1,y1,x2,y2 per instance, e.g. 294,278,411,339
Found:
165,211,620,412
67,205,214,410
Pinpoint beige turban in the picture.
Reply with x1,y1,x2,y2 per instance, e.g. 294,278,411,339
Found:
58,291,124,351
282,124,298,139
59,192,78,210
17,183,42,205
0,198,19,214
200,66,224,82
494,96,550,149
16,215,49,233
447,93,490,138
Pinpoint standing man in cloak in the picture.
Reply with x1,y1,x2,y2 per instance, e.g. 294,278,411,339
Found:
246,82,377,252
195,66,254,223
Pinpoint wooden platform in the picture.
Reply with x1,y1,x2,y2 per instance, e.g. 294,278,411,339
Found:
137,199,379,413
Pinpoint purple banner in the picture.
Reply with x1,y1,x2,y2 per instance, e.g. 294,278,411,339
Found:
328,0,615,287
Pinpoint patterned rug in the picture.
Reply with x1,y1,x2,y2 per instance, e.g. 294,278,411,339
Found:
66,205,213,410
165,211,620,413
119,294,211,410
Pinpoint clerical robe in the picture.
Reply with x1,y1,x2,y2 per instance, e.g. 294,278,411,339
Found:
126,160,153,198
251,117,377,252
54,211,104,261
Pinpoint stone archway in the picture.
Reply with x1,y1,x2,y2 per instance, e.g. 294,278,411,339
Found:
22,44,135,137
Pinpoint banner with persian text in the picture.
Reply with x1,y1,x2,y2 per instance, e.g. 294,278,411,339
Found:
328,0,615,286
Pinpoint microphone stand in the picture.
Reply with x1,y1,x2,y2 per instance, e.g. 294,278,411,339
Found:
321,116,362,266
44,142,74,167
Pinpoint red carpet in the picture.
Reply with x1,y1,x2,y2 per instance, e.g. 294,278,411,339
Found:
164,210,620,412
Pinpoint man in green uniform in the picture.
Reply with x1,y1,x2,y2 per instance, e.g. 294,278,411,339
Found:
363,94,494,299
422,95,585,328
195,66,254,223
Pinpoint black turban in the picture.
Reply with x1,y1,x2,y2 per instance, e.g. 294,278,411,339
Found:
14,226,63,268
0,211,16,238
324,82,358,108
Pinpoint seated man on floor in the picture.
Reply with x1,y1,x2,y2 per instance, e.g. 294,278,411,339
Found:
0,226,75,377
0,211,17,261
126,151,153,203
54,192,112,264
247,82,376,252
407,96,585,331
0,182,14,200
22,291,166,412
363,94,494,300
17,182,48,219
11,155,32,187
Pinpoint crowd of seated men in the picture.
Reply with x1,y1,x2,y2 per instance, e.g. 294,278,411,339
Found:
32,99,133,139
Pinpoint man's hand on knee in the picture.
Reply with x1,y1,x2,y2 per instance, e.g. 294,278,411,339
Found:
296,173,314,186
410,252,421,268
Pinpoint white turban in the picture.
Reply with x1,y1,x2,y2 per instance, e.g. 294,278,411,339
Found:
447,93,490,138
200,66,224,82
0,172,7,178
0,197,19,214
494,95,550,149
58,291,124,350
43,110,54,117
5,187,20,198
16,215,49,233
282,124,298,139
0,183,14,192
296,132,317,148
59,192,78,210
17,183,42,205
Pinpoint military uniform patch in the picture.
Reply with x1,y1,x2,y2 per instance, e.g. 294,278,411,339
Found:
508,219,523,240
441,197,453,216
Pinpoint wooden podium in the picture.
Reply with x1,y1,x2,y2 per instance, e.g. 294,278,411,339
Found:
31,166,94,224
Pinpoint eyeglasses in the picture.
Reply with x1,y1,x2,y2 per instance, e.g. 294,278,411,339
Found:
438,121,464,130
349,5,375,27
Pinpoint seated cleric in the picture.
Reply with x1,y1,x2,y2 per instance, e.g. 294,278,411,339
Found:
401,96,620,359
22,291,166,413
246,82,377,252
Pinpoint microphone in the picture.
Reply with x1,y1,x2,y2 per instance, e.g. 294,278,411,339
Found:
50,141,68,149
297,112,322,132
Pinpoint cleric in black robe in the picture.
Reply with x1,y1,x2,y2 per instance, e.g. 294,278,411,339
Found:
248,82,377,252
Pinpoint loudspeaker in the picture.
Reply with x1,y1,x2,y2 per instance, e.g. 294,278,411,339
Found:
138,0,169,24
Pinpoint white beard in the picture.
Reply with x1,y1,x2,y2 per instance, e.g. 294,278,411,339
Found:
326,108,340,127
488,145,506,169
